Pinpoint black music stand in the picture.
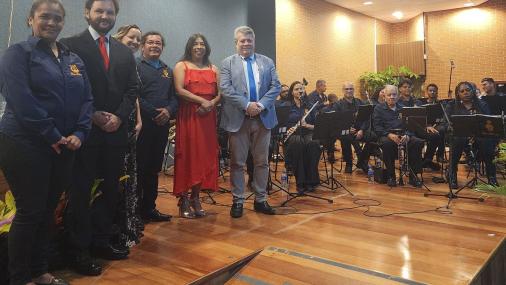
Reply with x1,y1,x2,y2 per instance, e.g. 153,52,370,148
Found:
269,105,291,192
313,110,354,196
278,115,334,207
398,107,432,191
425,114,504,207
482,96,506,115
356,104,374,123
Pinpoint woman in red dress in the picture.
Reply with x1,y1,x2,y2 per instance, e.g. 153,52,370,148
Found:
173,34,220,218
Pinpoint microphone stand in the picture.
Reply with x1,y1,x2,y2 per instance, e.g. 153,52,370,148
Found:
447,60,455,98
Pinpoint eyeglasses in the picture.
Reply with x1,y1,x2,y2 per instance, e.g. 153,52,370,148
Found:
344,88,354,90
459,88,471,93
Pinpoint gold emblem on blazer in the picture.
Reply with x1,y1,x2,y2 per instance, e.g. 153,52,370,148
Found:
69,64,82,76
162,68,169,78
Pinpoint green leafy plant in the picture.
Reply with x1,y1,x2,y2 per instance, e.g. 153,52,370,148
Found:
474,142,506,195
0,191,16,233
360,65,420,98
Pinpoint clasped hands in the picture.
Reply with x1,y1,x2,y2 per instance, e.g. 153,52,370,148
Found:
92,111,122,132
51,135,81,154
196,99,215,116
387,133,409,145
245,102,262,117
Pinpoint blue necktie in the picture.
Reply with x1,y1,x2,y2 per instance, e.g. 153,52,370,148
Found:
245,57,257,102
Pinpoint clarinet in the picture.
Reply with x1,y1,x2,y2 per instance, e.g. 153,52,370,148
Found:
284,101,319,144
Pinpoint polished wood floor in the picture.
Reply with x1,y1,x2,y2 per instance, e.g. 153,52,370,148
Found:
60,160,506,285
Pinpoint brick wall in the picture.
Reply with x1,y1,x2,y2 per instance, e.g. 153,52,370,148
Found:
425,0,506,96
276,0,506,97
276,0,376,96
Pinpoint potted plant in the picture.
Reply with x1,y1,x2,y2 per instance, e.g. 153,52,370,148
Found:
360,65,421,98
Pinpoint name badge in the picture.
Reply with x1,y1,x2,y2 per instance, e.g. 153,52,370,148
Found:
70,64,82,76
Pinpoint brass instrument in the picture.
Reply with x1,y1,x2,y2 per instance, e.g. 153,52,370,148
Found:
284,101,319,144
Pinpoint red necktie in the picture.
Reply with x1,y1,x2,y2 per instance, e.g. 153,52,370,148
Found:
98,36,109,70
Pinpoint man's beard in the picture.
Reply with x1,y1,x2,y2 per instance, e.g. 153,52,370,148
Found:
89,18,115,34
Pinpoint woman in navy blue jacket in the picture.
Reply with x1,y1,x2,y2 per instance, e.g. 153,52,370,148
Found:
0,1,93,284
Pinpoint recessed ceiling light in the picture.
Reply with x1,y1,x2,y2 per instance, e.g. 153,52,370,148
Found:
363,1,373,5
464,2,475,7
392,11,404,19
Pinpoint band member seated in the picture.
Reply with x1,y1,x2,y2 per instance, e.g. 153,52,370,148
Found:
481,77,505,97
373,85,424,187
306,79,328,112
445,81,498,188
284,81,321,194
398,78,416,107
337,82,366,173
415,83,445,169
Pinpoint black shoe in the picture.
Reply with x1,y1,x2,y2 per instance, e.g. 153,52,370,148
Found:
230,202,243,218
253,201,276,215
143,209,172,222
91,244,129,260
387,177,397,187
423,160,441,171
408,174,422,187
344,163,353,173
488,177,499,187
296,186,305,195
70,252,102,276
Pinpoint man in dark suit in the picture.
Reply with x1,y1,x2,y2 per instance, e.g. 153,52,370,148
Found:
61,0,137,275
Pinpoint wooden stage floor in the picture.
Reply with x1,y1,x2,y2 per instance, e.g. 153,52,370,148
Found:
62,164,506,285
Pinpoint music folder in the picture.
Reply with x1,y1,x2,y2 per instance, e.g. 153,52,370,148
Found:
356,104,374,123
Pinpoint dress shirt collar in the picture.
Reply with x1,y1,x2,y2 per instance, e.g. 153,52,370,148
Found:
88,26,111,42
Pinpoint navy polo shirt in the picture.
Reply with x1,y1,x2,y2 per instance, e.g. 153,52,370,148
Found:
372,102,407,137
0,36,93,147
136,57,178,119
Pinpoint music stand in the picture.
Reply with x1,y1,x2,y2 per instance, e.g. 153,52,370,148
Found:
398,107,432,191
356,104,374,123
278,113,334,207
313,110,354,196
481,96,506,115
269,106,291,192
425,114,504,207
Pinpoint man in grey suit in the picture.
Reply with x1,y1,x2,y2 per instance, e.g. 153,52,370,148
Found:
220,26,281,218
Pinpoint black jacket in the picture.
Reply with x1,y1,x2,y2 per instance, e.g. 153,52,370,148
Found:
61,30,138,146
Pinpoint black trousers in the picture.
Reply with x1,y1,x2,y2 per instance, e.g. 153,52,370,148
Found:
449,137,497,179
136,121,169,212
0,133,74,285
379,136,424,178
284,133,321,188
422,131,445,161
66,143,126,250
339,134,363,164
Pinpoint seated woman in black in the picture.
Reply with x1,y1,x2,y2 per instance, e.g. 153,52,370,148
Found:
284,81,321,194
445,81,498,188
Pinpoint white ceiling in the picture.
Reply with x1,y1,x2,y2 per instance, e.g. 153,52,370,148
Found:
324,0,489,23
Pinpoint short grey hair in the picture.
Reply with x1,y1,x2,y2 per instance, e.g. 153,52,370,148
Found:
384,84,398,95
234,26,255,42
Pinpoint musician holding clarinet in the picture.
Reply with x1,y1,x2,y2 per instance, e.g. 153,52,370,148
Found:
373,85,424,187
284,81,321,194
